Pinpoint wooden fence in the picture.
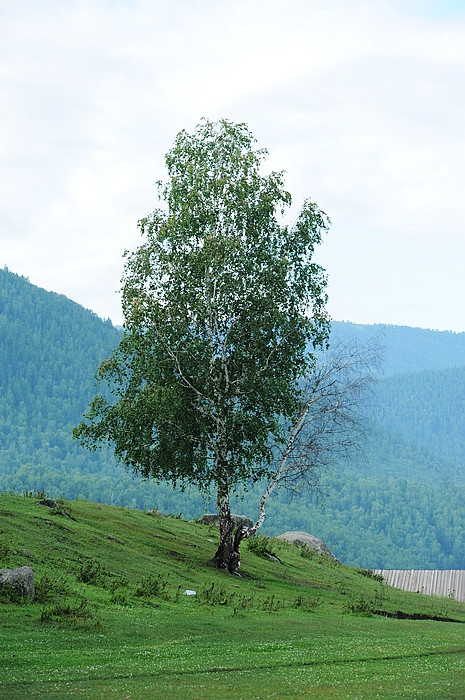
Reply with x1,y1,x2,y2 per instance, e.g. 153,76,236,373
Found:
373,570,465,603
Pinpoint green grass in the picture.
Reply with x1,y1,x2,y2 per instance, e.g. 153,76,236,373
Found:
1,493,465,699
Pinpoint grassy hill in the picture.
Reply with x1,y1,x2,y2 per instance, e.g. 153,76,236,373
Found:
1,493,465,699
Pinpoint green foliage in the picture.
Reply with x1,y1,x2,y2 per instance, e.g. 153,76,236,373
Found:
39,597,99,629
245,534,278,559
0,541,12,562
356,569,384,582
0,581,24,604
346,587,387,617
34,572,70,603
77,558,111,587
74,118,330,497
133,573,169,600
293,594,321,612
197,581,230,606
346,594,376,617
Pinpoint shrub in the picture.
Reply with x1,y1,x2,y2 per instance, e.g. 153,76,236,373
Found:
356,568,384,582
246,535,278,560
134,574,169,599
0,581,24,604
77,559,110,587
40,597,100,629
35,573,70,603
346,595,375,616
293,594,321,612
109,576,129,605
198,582,230,606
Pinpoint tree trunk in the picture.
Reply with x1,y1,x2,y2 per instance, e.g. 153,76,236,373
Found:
208,472,241,573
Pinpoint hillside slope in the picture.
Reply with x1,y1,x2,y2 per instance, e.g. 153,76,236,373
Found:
2,493,465,700
0,267,121,481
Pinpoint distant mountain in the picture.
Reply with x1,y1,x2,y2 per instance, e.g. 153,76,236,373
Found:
0,267,121,483
1,266,464,569
330,321,465,376
375,366,465,468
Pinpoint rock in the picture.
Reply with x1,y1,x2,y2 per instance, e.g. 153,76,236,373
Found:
0,566,35,599
38,498,59,509
276,531,340,562
199,513,254,529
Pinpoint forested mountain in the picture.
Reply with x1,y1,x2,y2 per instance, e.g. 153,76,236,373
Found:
0,267,121,484
1,267,464,569
331,321,465,376
375,367,465,466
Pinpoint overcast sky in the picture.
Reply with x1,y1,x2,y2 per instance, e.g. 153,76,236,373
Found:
2,0,465,332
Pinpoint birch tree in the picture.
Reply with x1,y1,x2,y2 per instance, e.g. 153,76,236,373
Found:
74,118,330,572
232,338,381,565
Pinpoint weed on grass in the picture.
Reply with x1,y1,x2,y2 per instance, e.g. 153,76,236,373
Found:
77,558,111,587
246,534,279,560
133,573,169,600
39,596,101,630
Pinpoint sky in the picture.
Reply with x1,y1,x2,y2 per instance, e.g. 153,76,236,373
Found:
1,0,465,332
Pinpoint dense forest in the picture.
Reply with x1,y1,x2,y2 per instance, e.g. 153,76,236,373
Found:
1,267,464,569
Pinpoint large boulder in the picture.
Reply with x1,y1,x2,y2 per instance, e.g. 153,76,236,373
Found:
276,531,340,562
199,513,254,529
0,566,35,599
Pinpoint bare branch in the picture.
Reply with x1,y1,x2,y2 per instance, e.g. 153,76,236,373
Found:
237,337,382,543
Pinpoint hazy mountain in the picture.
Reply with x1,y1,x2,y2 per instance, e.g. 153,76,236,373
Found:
331,320,465,376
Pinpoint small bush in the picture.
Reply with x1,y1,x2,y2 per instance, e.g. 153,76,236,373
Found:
0,542,12,562
246,535,278,560
35,573,70,603
77,559,110,587
356,568,384,583
40,597,100,629
346,595,375,616
293,594,321,612
134,574,169,599
297,545,320,560
0,581,25,604
109,576,130,605
262,594,282,613
198,582,230,606
109,587,129,605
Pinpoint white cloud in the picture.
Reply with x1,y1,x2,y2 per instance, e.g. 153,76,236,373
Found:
1,0,465,330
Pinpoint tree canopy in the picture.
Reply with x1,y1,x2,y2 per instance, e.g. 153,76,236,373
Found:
74,118,331,570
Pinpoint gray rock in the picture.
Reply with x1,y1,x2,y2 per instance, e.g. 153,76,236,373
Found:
38,498,59,508
0,566,35,598
276,531,340,562
199,513,254,529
